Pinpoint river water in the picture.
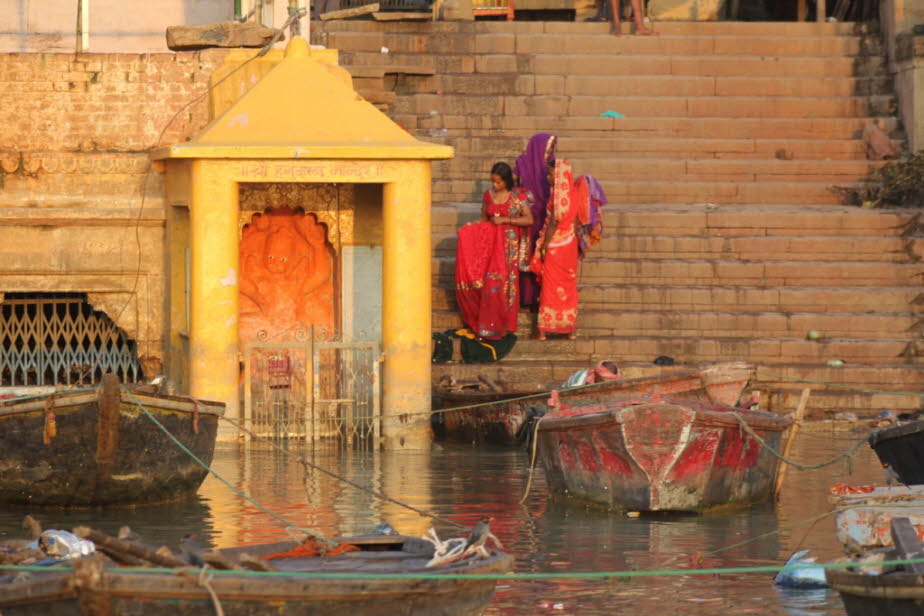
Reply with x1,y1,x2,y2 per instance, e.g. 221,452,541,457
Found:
0,425,883,614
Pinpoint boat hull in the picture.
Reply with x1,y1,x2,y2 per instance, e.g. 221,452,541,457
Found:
0,537,513,616
827,568,924,616
535,395,790,512
436,362,753,446
0,378,223,507
869,419,924,485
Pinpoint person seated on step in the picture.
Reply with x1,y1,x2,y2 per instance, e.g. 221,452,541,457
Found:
455,162,535,340
587,0,656,36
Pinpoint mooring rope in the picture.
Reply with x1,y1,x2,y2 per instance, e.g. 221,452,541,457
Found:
4,555,924,580
121,387,336,546
220,415,468,530
518,417,546,504
730,412,871,471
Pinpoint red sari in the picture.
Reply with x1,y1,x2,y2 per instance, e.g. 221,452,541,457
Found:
530,160,587,336
455,188,533,340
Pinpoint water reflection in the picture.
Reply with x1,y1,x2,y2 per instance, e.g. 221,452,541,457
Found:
0,427,881,614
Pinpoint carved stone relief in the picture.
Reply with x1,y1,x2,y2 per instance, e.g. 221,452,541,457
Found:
239,207,335,344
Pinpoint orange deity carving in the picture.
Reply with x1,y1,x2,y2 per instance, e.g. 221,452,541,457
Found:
239,208,335,343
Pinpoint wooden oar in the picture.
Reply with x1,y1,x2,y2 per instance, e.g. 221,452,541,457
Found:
773,387,810,500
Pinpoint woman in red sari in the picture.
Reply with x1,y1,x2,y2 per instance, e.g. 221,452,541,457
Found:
455,162,535,340
530,159,588,340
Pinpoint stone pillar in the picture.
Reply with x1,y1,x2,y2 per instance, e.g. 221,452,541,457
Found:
381,161,432,449
895,34,924,152
881,0,924,151
189,160,240,440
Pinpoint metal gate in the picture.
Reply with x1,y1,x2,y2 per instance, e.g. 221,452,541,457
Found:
243,338,380,447
0,294,143,386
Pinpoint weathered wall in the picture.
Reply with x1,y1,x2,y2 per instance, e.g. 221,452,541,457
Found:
0,49,228,376
881,0,924,150
0,0,304,53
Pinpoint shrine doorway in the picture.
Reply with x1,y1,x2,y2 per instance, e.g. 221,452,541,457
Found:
237,182,383,445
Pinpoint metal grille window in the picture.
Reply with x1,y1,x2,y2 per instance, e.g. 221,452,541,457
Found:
0,293,144,386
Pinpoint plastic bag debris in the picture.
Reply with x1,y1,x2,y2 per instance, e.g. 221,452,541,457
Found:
37,530,95,559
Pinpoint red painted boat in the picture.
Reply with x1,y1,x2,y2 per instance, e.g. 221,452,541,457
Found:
435,362,754,446
535,394,791,512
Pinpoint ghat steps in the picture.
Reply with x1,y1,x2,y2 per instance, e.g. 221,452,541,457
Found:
312,20,924,418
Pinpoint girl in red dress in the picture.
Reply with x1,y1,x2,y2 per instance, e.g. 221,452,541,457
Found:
455,162,535,340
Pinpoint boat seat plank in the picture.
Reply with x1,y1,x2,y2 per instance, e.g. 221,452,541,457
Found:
891,517,924,574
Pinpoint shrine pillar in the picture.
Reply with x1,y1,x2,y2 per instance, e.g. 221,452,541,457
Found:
189,159,241,438
382,160,432,449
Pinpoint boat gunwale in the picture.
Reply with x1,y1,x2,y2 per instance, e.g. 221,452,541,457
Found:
868,419,924,448
536,400,791,433
826,568,924,599
0,548,514,605
0,389,224,418
435,361,754,411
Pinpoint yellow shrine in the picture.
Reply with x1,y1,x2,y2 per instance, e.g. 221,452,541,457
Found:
153,36,452,449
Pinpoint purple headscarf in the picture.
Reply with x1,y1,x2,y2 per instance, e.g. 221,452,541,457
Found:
514,133,556,215
514,133,557,307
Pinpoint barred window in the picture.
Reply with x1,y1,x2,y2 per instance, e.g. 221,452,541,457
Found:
0,293,143,386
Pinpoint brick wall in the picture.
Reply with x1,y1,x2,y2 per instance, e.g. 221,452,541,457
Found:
0,50,229,376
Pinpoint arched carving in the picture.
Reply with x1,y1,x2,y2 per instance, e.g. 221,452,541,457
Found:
239,207,335,343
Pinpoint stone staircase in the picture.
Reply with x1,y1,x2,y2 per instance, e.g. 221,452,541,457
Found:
313,20,924,418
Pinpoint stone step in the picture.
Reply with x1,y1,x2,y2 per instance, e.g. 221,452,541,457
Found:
432,332,919,364
433,309,922,340
431,232,924,263
437,136,873,159
320,19,870,36
529,54,886,77
432,179,850,205
431,284,923,313
392,93,894,118
343,50,887,80
431,203,918,233
430,157,881,181
433,257,924,286
399,115,899,140
417,73,891,98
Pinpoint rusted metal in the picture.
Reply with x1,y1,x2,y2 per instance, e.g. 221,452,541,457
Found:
535,393,790,512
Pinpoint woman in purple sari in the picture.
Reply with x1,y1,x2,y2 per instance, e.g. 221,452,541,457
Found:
514,133,557,309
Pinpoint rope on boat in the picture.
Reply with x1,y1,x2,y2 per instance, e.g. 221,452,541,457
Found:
730,412,870,471
220,415,469,531
518,417,546,504
121,387,337,546
6,555,924,581
194,565,225,616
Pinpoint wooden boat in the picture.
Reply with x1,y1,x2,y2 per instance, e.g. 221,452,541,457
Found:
827,568,924,616
535,393,791,512
0,374,223,507
827,516,924,616
830,485,924,553
868,419,924,485
0,535,513,616
435,361,754,446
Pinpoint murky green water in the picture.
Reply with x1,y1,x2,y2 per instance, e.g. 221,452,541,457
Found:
0,426,883,614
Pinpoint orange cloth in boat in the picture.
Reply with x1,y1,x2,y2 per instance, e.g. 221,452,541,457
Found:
265,537,360,560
